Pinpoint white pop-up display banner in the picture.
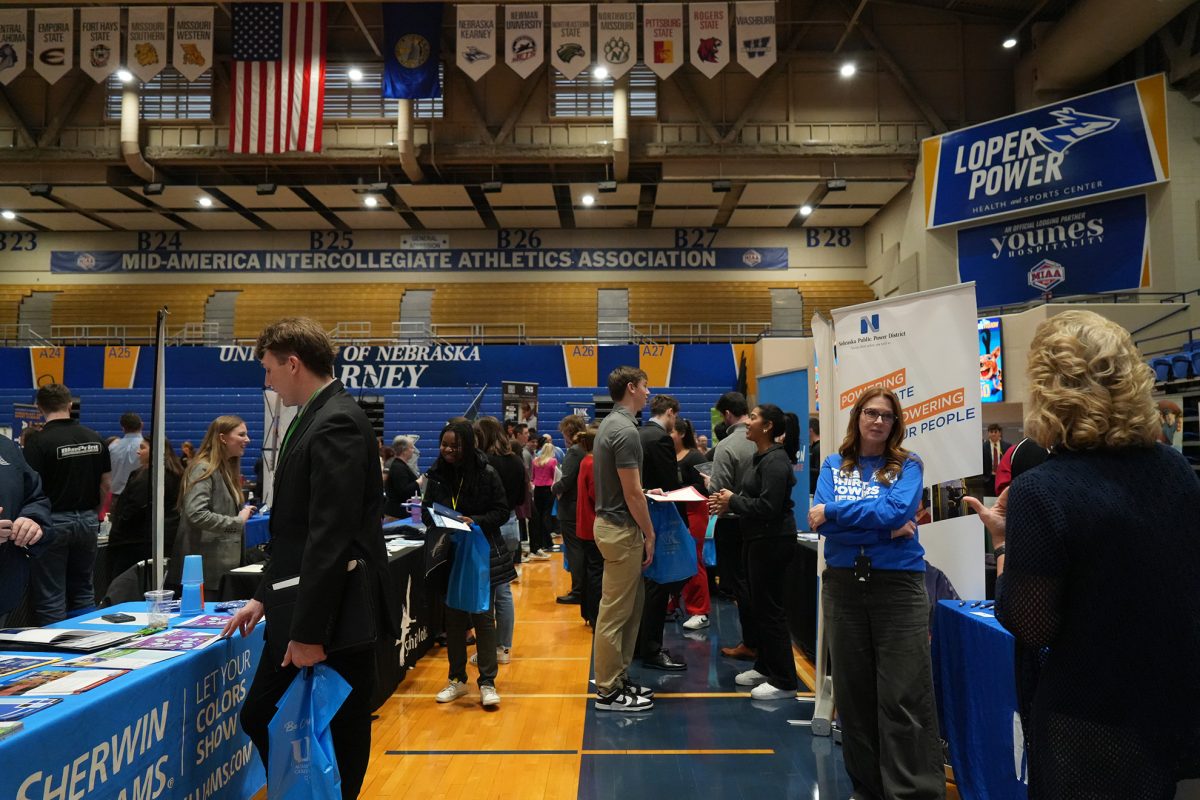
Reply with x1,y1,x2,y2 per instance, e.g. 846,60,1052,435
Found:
810,283,986,735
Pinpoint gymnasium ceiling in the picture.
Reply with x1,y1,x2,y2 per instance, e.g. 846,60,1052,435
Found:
1,0,1191,233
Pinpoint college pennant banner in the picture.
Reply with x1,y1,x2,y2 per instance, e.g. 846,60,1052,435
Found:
383,2,443,99
172,6,214,82
79,8,120,83
33,8,72,85
504,4,543,78
0,10,28,86
127,6,168,83
642,3,683,79
550,4,591,80
456,4,496,82
596,4,636,79
735,1,775,77
689,3,730,79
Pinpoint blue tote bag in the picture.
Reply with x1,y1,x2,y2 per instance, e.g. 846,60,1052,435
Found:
447,525,492,613
643,502,699,584
267,665,353,800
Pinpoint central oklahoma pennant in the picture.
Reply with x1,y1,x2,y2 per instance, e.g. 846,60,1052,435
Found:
505,4,543,79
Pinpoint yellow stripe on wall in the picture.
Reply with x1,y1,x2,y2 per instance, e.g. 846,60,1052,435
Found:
1135,74,1170,180
639,343,674,388
30,347,64,387
103,345,140,389
922,137,942,227
731,343,757,399
562,343,598,389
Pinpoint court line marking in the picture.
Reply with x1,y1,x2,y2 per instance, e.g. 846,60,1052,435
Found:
392,691,816,699
384,749,775,756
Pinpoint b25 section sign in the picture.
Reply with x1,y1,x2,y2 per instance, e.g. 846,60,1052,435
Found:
922,74,1168,229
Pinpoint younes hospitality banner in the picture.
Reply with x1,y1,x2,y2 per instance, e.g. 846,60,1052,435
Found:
830,283,982,486
958,194,1150,307
923,74,1169,229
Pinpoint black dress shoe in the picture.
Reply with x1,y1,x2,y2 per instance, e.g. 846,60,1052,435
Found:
641,649,686,671
556,593,582,605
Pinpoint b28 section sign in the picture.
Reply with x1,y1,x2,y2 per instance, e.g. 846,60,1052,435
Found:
923,74,1168,229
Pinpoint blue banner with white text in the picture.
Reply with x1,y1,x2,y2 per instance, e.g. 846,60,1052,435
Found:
957,194,1149,308
923,75,1168,229
49,247,789,273
382,2,443,99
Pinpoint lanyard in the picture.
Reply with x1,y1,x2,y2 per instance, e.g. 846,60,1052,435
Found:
450,476,463,511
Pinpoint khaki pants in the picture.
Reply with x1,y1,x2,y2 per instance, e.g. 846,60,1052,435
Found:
592,516,646,696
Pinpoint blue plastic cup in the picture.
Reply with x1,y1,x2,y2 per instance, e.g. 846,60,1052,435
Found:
181,554,204,584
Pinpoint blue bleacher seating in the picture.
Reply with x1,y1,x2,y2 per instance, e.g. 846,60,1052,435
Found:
1170,353,1193,381
1152,357,1173,382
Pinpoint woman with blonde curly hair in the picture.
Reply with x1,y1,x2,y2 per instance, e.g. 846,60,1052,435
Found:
968,310,1200,799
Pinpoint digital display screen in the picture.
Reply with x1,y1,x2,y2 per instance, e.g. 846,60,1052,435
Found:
979,316,1004,403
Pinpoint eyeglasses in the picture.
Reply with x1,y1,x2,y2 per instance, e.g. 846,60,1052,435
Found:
861,408,898,424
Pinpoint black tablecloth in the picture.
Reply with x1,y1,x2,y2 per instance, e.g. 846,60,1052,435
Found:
217,541,434,710
785,538,819,659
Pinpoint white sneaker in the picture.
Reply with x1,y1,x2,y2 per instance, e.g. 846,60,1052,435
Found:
497,647,511,664
529,549,551,561
480,685,501,708
682,614,709,630
436,680,468,703
750,682,795,700
594,689,654,712
735,668,767,686
512,566,522,583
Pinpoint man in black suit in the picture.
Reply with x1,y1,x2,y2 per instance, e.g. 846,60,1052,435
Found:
636,394,688,671
981,423,1012,497
223,317,394,799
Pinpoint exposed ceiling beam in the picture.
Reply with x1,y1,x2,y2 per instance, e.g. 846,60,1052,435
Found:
667,74,724,145
835,0,870,54
345,1,382,58
37,76,94,149
845,4,948,133
0,86,36,148
495,66,547,145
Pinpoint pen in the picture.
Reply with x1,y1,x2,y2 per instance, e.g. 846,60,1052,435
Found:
958,601,967,607
970,601,982,608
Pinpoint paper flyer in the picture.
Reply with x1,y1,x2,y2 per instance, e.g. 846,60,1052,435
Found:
0,668,127,696
64,648,185,670
0,696,62,721
127,630,222,651
0,656,61,680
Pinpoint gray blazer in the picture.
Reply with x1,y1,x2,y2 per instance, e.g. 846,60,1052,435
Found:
170,462,245,587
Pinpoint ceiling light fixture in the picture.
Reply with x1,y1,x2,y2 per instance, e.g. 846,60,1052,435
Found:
198,196,213,207
581,194,596,207
348,67,364,82
364,195,379,208
839,62,856,78
29,184,52,198
799,205,813,216
1002,36,1018,49
826,179,847,191
482,181,503,193
597,180,618,193
1,210,15,221
117,69,133,83
143,183,164,196
711,179,732,193
592,65,609,80
256,183,277,196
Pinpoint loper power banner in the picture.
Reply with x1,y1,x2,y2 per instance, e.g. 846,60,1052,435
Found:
923,74,1168,229
957,193,1149,307
829,282,982,486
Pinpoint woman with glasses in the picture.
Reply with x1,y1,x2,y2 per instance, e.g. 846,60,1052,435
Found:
808,387,944,799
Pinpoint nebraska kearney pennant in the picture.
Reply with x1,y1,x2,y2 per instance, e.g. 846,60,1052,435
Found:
456,4,495,82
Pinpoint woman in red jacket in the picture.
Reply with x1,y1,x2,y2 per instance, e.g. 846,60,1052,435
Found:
574,427,602,627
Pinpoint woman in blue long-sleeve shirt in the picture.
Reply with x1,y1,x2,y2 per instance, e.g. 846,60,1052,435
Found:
809,386,944,800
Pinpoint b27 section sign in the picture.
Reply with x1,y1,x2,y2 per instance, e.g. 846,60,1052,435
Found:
923,74,1168,229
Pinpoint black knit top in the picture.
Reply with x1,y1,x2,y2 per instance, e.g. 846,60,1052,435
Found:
997,444,1200,798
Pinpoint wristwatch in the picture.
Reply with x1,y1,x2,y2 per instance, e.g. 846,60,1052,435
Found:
993,544,1006,558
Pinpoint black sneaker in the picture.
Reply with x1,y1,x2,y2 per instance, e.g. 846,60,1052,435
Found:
623,680,654,699
594,689,654,712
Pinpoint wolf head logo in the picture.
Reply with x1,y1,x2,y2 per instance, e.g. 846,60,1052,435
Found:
0,43,16,71
697,37,722,63
1035,108,1119,154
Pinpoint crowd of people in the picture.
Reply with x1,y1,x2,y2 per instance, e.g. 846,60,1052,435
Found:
1,309,1198,800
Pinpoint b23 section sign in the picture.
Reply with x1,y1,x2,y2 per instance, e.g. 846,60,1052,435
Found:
922,74,1168,229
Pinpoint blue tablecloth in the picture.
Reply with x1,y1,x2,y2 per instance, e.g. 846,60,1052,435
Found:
932,600,1027,800
0,602,266,800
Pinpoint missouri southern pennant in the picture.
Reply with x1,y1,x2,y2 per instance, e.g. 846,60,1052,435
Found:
127,6,168,84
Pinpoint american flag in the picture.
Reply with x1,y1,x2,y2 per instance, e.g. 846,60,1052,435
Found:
230,2,327,154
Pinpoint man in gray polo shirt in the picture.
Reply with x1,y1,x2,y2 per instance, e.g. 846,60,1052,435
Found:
592,366,656,712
